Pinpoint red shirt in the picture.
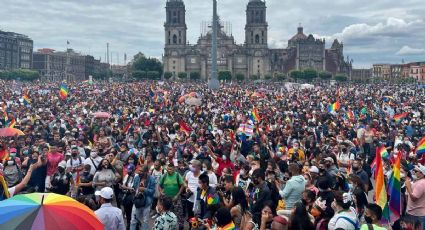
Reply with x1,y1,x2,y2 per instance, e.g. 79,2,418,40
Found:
215,157,235,176
46,152,64,176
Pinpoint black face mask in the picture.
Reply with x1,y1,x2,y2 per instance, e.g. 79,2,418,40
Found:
58,167,65,173
352,166,359,171
319,168,325,173
364,215,373,224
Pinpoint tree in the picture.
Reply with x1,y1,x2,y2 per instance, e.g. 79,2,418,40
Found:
318,71,332,81
190,72,201,80
130,52,163,80
0,69,39,81
302,69,318,82
147,71,160,80
92,66,112,80
264,74,273,80
235,73,245,82
132,70,146,79
289,70,303,82
250,74,260,81
334,74,348,82
275,73,286,81
178,72,187,79
164,72,173,80
218,71,232,82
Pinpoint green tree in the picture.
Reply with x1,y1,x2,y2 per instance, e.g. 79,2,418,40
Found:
164,72,173,80
218,71,232,82
334,74,348,82
147,71,160,80
289,70,303,82
178,72,187,79
189,72,201,80
318,71,332,81
235,73,245,82
0,69,40,81
250,74,260,81
132,70,146,79
130,52,163,79
302,69,318,82
92,67,112,80
264,74,273,80
275,73,286,81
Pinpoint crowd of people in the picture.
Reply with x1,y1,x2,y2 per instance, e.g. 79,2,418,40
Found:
0,79,424,230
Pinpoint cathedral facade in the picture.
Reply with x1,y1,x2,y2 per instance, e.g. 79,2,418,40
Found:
163,0,352,80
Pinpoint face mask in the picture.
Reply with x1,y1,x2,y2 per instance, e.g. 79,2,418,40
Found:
319,168,325,173
58,167,65,173
189,166,196,172
352,166,359,171
23,150,29,155
203,167,207,172
72,153,78,157
276,151,283,157
364,215,373,224
222,155,227,161
7,160,14,165
90,152,98,158
239,170,245,176
412,174,418,180
400,173,406,179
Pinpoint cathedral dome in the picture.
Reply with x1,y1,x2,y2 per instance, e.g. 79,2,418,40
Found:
289,26,307,42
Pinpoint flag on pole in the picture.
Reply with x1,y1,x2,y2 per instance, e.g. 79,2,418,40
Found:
179,120,192,135
377,145,390,159
373,147,390,222
8,117,16,128
328,101,341,113
388,153,401,223
393,112,408,123
59,82,69,100
416,136,425,157
250,107,260,123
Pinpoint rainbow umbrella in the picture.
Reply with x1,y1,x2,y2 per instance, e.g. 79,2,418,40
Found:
0,128,25,137
0,193,103,230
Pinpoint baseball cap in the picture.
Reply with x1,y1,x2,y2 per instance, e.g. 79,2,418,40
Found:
309,166,319,174
414,164,425,175
95,187,114,199
10,148,17,153
58,161,67,169
324,157,334,164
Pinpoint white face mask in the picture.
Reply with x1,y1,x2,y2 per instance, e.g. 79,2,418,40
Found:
222,155,227,161
7,160,14,165
90,152,98,158
239,170,245,176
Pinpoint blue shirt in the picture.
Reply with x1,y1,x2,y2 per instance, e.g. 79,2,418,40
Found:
95,203,125,230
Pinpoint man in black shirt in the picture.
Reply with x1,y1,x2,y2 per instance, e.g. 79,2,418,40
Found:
250,169,271,217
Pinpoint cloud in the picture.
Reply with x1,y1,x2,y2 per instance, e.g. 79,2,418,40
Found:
396,45,425,55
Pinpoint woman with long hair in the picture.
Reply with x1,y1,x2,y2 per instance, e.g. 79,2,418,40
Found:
230,186,248,228
289,202,315,230
93,159,117,191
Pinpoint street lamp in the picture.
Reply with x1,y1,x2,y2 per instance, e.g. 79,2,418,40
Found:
208,0,220,90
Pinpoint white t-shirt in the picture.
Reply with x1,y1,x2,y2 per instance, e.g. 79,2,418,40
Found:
185,171,201,203
328,208,359,230
207,171,218,188
338,152,354,166
83,156,103,175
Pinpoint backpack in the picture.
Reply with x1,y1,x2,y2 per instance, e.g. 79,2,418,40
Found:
336,216,360,230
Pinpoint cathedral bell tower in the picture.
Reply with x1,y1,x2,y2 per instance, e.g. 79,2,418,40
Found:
245,0,268,48
165,0,187,47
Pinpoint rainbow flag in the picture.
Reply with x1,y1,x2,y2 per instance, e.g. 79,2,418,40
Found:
388,153,401,223
250,107,260,123
328,101,340,113
59,82,69,100
373,147,390,222
346,110,355,121
207,193,220,205
179,120,192,135
22,94,31,105
416,137,425,157
377,145,389,159
75,170,81,186
393,112,408,123
220,222,236,230
237,124,254,137
0,148,9,161
8,117,16,128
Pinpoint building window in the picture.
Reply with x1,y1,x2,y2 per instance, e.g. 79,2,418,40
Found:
173,35,177,44
255,34,260,44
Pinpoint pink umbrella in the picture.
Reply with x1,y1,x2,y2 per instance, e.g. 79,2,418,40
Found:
92,112,111,119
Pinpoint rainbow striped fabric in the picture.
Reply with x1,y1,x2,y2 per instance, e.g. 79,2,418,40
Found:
8,117,16,128
416,137,425,157
388,153,401,223
59,82,69,100
346,110,355,121
219,222,236,230
22,94,31,105
250,107,260,123
393,112,408,123
373,147,390,222
328,101,341,113
207,193,219,205
377,145,389,159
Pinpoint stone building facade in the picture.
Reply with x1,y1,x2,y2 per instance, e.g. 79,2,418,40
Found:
163,0,352,80
0,30,33,70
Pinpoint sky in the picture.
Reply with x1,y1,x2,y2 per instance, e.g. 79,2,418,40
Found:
1,0,424,68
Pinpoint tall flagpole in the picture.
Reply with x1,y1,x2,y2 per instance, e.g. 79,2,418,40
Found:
208,0,220,90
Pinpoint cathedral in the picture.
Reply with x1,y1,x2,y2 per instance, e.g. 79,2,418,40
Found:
163,0,352,80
